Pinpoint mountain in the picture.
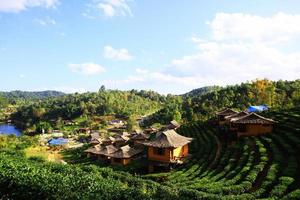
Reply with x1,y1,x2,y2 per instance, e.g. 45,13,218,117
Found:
0,90,65,100
183,86,221,98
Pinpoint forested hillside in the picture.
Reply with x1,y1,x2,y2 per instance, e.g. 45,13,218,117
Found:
11,89,163,130
1,107,300,199
0,90,65,102
143,79,300,126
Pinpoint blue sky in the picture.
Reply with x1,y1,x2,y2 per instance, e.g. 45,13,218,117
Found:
1,0,300,94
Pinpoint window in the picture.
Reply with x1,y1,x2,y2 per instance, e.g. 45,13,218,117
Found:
153,148,164,156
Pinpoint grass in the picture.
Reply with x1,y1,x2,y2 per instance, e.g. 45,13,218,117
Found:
24,146,64,163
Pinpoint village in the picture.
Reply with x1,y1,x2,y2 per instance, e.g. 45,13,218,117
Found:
44,105,274,173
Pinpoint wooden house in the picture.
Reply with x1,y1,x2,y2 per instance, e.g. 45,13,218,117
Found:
109,145,143,166
90,132,102,146
216,108,238,125
96,144,119,160
84,145,101,159
130,133,150,147
232,113,276,137
113,135,130,147
142,130,193,172
225,111,249,131
102,136,116,146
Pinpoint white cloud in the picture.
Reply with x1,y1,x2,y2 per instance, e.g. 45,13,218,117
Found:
98,0,132,17
69,63,106,75
209,12,300,44
53,86,87,94
165,12,300,87
35,86,87,94
19,74,25,78
83,0,133,19
34,17,56,26
0,0,59,13
103,45,133,61
103,12,300,94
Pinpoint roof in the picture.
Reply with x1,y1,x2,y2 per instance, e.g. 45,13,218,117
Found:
84,145,101,154
131,133,150,140
216,108,238,116
90,138,102,145
142,129,193,148
109,145,143,158
90,132,100,139
170,120,180,127
113,135,130,142
225,111,249,122
97,145,119,156
121,132,131,137
232,113,276,124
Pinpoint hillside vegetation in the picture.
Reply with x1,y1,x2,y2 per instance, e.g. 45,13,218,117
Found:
11,89,163,130
1,107,300,199
144,79,300,125
145,106,300,199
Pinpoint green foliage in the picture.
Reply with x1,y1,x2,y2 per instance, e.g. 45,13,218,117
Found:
11,90,162,130
36,121,52,133
143,79,300,126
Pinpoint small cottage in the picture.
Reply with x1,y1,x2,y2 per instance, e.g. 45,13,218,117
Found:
113,135,130,147
102,136,116,146
109,145,143,165
142,130,193,172
131,133,150,147
232,113,276,137
90,132,102,146
225,111,249,131
216,108,238,125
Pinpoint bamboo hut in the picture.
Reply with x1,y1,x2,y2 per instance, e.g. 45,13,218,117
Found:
216,108,238,125
232,113,276,137
142,130,193,172
109,145,143,165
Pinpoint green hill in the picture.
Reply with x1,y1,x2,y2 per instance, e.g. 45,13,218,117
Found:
0,90,65,100
1,107,300,199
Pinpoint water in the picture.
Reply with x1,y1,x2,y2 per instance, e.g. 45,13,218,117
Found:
0,124,22,136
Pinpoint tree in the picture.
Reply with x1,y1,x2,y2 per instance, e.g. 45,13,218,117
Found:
99,85,106,93
126,116,137,132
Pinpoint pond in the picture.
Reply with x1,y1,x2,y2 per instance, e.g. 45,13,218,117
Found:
0,124,22,136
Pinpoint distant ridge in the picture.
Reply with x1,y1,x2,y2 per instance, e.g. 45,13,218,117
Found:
183,86,221,97
0,90,65,100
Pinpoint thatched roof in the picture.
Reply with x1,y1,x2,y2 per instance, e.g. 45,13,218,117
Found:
97,145,119,156
142,130,193,148
102,136,116,143
84,145,102,154
170,120,180,127
113,135,130,143
232,113,275,124
121,132,131,137
131,133,150,140
216,108,238,116
109,145,143,159
225,111,249,122
90,138,102,145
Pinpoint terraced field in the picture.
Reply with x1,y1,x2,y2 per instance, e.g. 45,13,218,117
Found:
146,107,300,199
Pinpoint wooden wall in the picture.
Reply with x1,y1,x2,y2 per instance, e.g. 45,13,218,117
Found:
148,144,189,162
237,124,273,137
